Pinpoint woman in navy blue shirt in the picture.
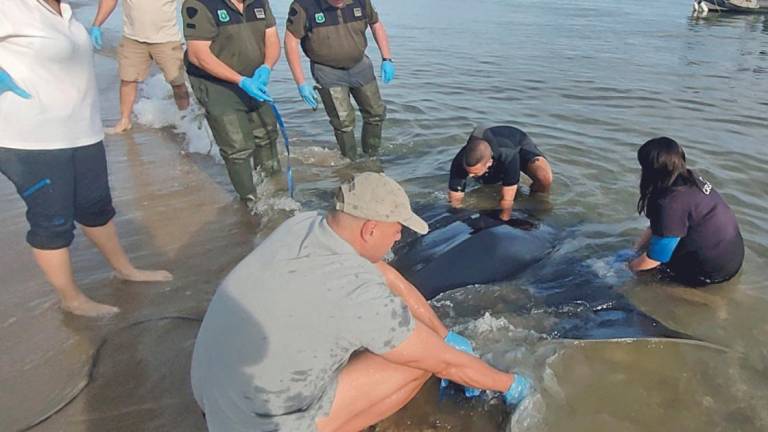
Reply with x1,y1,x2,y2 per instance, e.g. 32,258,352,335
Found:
629,137,744,286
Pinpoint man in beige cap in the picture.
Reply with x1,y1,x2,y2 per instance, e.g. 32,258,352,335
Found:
190,172,530,431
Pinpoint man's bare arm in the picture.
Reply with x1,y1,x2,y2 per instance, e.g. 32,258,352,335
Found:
92,0,118,27
263,27,281,69
499,185,518,220
448,191,465,208
381,320,515,392
284,31,307,85
376,262,448,338
370,22,391,59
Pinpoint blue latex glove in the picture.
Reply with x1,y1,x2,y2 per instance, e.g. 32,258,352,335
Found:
381,60,395,84
253,65,271,87
0,70,31,99
441,331,481,398
89,26,103,50
239,76,273,103
297,83,318,109
611,248,636,265
503,374,532,406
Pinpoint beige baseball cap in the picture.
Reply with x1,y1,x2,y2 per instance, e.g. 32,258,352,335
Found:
335,172,429,235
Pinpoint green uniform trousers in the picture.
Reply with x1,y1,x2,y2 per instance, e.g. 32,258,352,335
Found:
316,80,386,160
190,76,280,199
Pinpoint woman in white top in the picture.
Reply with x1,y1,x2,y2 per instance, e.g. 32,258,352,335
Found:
0,0,172,317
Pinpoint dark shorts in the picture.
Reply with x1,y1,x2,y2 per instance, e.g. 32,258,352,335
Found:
0,142,116,250
311,56,377,89
519,138,546,169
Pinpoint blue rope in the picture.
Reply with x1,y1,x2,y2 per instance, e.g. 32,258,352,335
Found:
269,103,295,198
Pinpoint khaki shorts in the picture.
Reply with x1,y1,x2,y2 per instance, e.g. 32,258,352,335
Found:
117,37,185,85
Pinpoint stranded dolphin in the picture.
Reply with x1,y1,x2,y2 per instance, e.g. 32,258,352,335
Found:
392,205,704,342
392,209,555,300
392,207,555,300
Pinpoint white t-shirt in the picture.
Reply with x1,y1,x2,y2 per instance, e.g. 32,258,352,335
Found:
0,0,103,150
123,0,181,44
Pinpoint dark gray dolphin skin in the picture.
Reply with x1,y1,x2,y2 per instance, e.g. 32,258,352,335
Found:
392,205,703,342
392,206,556,300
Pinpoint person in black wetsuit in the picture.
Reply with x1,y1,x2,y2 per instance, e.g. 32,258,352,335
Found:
448,125,553,221
629,137,744,286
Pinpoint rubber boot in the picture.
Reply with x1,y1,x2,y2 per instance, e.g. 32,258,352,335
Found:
253,139,281,177
361,123,382,156
335,130,358,161
224,158,255,199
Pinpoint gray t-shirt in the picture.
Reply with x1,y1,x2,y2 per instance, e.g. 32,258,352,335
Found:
191,211,414,431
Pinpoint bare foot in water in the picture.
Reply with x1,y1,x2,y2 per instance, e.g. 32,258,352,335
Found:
62,297,120,317
105,119,132,134
115,268,174,282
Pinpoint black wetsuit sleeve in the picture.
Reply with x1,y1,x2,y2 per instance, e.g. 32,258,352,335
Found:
448,151,468,192
500,151,521,187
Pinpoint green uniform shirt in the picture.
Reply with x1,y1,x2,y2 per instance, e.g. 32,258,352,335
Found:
182,0,276,78
286,0,379,69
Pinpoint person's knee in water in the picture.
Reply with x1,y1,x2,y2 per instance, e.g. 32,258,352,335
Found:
190,173,532,432
628,137,744,286
448,125,554,221
283,0,395,160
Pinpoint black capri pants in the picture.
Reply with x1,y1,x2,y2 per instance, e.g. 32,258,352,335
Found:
0,142,116,250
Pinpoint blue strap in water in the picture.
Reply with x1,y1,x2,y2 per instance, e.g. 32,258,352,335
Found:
268,102,295,198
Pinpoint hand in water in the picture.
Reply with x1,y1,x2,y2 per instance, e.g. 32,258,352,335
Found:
253,65,271,87
89,26,103,49
298,83,318,109
441,331,481,397
503,374,532,405
0,70,31,99
611,248,636,265
381,60,395,84
239,76,273,103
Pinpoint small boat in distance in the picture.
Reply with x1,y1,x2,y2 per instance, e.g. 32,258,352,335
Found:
693,0,768,14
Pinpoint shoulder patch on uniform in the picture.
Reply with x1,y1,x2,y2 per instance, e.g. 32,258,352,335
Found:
254,7,266,18
186,6,199,18
217,9,230,22
289,6,299,16
353,7,362,17
314,12,325,23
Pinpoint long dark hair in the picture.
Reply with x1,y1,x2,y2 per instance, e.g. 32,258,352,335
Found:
636,137,696,215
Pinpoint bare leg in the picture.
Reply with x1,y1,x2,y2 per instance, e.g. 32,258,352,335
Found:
523,157,553,193
106,80,138,134
172,83,190,111
32,248,120,317
316,351,431,432
81,221,172,282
